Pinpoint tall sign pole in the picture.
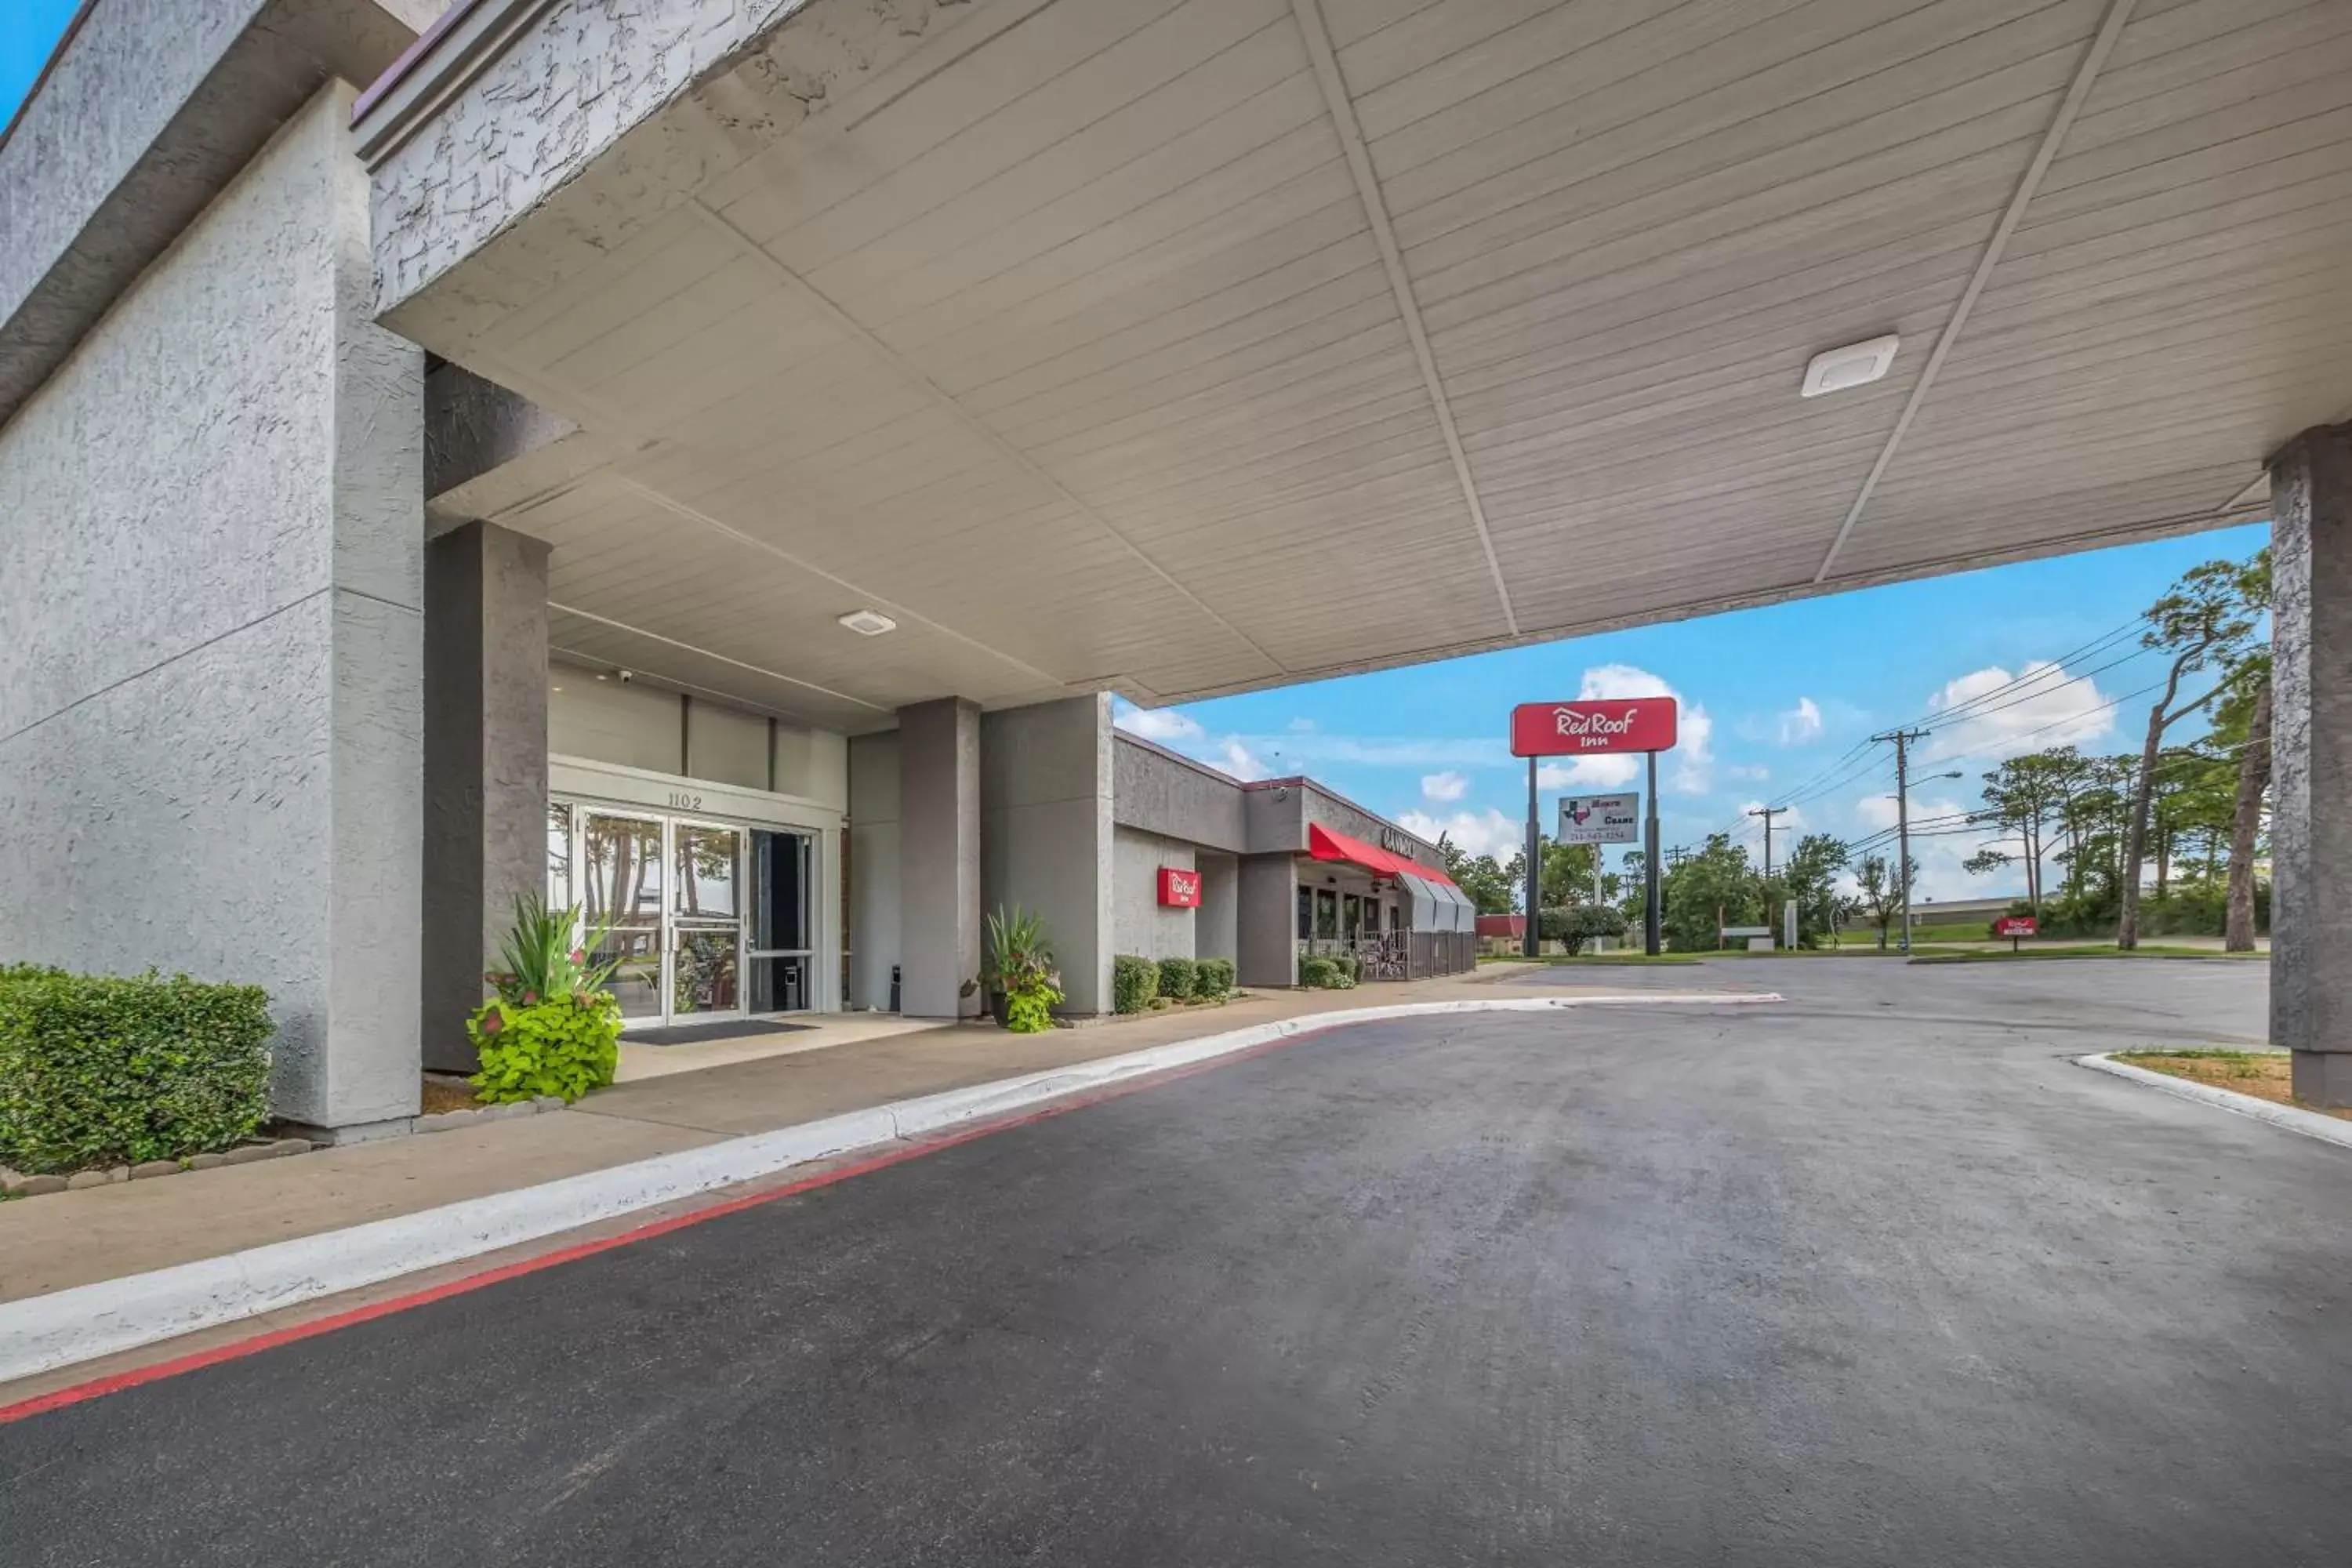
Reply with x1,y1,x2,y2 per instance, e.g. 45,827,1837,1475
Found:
1644,750,1661,955
1523,756,1540,958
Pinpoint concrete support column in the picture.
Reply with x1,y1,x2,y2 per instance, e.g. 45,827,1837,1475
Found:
1237,853,1300,989
898,697,982,1018
421,520,551,1070
2270,423,2352,1105
982,695,1114,1014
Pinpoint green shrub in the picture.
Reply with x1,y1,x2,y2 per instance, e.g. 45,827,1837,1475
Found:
1156,956,1198,1001
1112,954,1160,1014
1195,957,1235,999
0,967,274,1174
1298,956,1341,989
468,994,621,1103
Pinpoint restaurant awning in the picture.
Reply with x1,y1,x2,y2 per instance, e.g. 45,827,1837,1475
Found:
1305,823,1456,884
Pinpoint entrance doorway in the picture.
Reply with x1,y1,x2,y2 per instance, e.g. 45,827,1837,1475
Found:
551,801,816,1029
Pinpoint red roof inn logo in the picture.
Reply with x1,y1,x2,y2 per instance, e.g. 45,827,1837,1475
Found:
1157,866,1202,908
1509,698,1679,757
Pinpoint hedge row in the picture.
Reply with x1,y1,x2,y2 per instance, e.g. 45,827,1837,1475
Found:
0,965,274,1174
1111,955,1238,1014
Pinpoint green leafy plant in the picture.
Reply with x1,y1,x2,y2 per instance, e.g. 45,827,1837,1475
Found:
983,905,1062,1033
0,966,274,1174
484,892,618,1007
468,895,622,1102
1112,954,1160,1014
1194,957,1235,999
1299,956,1349,989
1156,956,1198,1002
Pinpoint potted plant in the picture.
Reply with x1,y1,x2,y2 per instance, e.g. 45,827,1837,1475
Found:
982,905,1063,1033
467,894,626,1103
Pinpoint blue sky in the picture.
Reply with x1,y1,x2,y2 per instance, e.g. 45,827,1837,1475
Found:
1,0,82,130
1116,524,2270,902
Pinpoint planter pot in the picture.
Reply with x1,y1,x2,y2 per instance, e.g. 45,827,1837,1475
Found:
989,991,1010,1028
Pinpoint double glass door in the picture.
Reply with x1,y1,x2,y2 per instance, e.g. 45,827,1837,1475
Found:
553,802,813,1028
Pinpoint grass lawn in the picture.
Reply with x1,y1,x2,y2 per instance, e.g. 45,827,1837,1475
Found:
1911,944,2260,963
2113,1050,2352,1123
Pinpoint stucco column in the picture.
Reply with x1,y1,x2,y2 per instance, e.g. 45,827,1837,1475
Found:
981,695,1114,1014
421,520,551,1070
899,697,982,1018
2270,423,2352,1105
1237,853,1300,989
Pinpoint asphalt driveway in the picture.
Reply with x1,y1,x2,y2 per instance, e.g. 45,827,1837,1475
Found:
6,960,2346,1566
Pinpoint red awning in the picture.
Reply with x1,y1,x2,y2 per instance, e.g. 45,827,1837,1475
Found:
1305,822,1454,885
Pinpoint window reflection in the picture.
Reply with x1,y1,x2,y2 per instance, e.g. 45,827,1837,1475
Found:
583,815,663,926
547,802,573,909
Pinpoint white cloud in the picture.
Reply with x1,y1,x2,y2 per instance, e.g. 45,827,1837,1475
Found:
1726,763,1771,782
1776,696,1823,745
1573,663,1715,793
1287,717,1317,732
1421,770,1469,803
1920,660,2116,764
1112,702,1203,744
1538,756,1639,789
1217,737,1272,782
1398,807,1523,860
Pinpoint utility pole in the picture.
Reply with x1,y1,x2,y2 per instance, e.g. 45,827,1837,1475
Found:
1664,844,1690,869
1748,805,1788,880
1871,728,1928,954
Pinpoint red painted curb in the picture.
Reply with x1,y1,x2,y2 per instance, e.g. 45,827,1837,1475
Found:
0,1021,1333,1425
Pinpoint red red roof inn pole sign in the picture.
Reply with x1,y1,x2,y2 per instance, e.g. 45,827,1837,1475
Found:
1508,698,1678,958
1508,699,1679,757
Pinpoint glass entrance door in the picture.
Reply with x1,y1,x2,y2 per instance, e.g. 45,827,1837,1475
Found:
581,811,664,1023
669,821,743,1022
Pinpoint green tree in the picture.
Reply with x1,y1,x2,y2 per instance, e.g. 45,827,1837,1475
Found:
2117,555,2263,949
1780,833,1849,946
1661,834,1759,951
1851,851,1918,950
1437,834,1517,915
2216,549,2273,951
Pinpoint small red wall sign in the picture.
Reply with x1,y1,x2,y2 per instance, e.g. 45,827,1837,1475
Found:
1992,916,2038,938
1158,866,1202,908
1509,698,1679,757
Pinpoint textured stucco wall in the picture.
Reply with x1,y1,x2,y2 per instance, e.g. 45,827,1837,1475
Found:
1112,735,1247,851
1236,853,1298,989
0,0,426,424
2269,423,2352,1103
0,84,424,1127
847,731,901,1011
1111,828,1197,964
982,696,1113,1014
371,0,988,343
1196,850,1239,964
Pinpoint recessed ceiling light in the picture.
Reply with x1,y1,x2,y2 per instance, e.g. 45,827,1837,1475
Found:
1801,334,1900,397
838,609,898,637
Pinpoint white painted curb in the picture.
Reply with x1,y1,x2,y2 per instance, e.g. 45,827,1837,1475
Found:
0,993,1778,1387
2078,1052,2352,1151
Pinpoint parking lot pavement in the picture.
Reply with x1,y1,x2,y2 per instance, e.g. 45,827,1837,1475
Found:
8,962,2345,1567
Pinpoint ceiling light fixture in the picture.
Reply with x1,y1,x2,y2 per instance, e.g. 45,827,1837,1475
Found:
837,609,898,637
1800,335,1900,397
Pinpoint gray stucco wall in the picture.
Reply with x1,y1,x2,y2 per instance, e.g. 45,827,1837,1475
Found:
0,84,424,1127
1112,827,1197,964
0,0,428,425
848,731,901,1011
982,696,1114,1014
1112,735,1247,851
898,699,980,1018
1196,851,1239,964
1237,854,1298,989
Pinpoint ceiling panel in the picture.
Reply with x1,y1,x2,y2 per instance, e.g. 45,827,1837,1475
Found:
379,0,2352,722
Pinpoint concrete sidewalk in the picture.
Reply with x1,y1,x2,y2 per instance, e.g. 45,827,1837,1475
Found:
0,972,1595,1308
